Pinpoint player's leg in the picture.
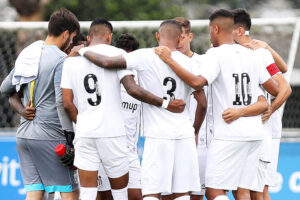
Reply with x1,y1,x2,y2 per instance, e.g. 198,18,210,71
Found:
142,138,174,200
97,163,113,200
74,138,101,200
127,146,142,200
26,191,45,200
172,138,201,200
262,186,270,200
161,194,174,200
99,136,129,200
191,145,209,200
238,140,263,200
17,138,46,200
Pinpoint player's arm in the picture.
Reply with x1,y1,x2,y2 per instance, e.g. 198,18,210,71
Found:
0,68,16,96
9,91,36,120
222,95,268,124
68,45,127,69
261,74,292,123
244,40,287,73
54,60,75,131
192,89,207,144
155,46,207,91
121,75,186,113
62,88,78,123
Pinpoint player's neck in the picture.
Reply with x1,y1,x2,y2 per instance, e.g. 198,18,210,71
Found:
218,35,235,46
159,42,176,51
89,38,110,46
44,36,62,49
186,50,194,58
239,36,252,45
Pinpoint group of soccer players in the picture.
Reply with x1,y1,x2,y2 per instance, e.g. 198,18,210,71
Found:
0,6,292,200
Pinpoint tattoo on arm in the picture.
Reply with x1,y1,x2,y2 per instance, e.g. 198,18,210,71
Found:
121,75,162,107
84,51,127,69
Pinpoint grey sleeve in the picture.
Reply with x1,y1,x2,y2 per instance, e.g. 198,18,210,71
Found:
55,85,74,132
0,68,16,96
54,57,74,132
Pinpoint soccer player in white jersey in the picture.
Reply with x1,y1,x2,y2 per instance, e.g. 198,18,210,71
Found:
74,20,202,200
231,9,292,200
61,18,185,200
97,34,142,200
175,17,211,200
154,9,282,200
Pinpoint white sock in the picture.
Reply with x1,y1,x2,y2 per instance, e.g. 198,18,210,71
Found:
111,187,128,200
214,195,230,200
174,195,190,200
80,187,98,200
143,197,159,200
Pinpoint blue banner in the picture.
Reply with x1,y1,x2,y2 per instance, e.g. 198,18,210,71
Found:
0,136,299,199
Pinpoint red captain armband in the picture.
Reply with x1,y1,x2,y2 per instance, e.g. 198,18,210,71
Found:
266,63,280,76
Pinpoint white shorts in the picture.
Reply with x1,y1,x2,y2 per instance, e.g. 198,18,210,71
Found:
142,137,200,196
191,145,208,196
205,139,262,191
74,136,129,178
265,138,280,187
97,147,141,191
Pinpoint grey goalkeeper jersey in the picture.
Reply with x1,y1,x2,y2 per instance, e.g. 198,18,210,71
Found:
1,45,67,140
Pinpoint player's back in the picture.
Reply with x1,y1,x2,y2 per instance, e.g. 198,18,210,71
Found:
203,44,270,141
124,48,198,139
61,44,128,138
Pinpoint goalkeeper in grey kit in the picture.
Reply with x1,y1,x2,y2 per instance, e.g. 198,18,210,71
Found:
0,8,80,200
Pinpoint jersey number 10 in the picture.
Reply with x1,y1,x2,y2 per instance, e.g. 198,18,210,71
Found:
232,73,252,106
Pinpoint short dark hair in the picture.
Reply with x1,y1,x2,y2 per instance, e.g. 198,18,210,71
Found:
209,9,234,22
159,19,182,32
48,8,80,37
116,34,139,52
90,18,113,33
231,8,251,30
174,17,191,33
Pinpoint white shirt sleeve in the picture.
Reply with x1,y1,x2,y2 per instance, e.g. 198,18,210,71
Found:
199,48,220,85
117,69,135,81
259,49,281,77
60,58,73,89
259,59,272,85
123,49,148,71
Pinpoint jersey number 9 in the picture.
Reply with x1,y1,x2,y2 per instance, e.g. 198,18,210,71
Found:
84,74,101,106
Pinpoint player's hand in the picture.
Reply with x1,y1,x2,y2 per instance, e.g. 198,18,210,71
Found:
262,106,273,123
222,108,241,124
243,39,268,50
167,99,186,113
67,44,85,57
154,46,172,63
21,101,35,120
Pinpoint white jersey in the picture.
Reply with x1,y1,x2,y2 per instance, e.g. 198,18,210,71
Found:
200,44,271,141
124,48,199,139
120,72,141,149
254,48,282,139
61,44,133,138
188,53,213,146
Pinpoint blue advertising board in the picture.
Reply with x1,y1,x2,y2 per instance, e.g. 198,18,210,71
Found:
0,136,300,200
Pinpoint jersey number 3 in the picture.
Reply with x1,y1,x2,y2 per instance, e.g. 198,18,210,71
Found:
232,73,252,106
84,74,101,106
163,77,176,100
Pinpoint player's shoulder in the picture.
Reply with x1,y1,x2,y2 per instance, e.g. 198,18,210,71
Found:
87,44,126,56
64,55,88,69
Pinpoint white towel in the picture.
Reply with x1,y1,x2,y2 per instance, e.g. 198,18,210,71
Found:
12,40,44,91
